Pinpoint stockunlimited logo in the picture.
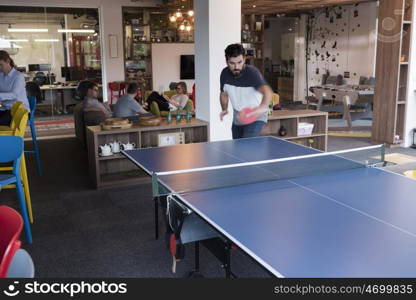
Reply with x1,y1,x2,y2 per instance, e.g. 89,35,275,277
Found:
3,281,20,297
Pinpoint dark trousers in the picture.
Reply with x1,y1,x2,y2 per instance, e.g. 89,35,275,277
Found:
0,110,12,126
232,121,265,139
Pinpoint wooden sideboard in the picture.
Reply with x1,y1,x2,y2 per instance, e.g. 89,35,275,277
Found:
86,110,327,188
87,118,209,188
262,109,328,151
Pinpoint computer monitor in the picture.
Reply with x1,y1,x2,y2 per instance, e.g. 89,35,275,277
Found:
38,64,51,72
28,64,39,72
61,66,70,78
28,64,51,72
16,66,26,73
68,69,86,81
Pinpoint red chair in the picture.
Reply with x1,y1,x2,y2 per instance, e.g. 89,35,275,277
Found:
0,205,23,278
108,82,126,104
190,83,195,107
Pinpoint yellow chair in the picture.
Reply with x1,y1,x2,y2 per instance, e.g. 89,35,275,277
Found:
403,170,416,179
272,93,280,106
163,90,176,98
0,101,23,131
0,106,33,223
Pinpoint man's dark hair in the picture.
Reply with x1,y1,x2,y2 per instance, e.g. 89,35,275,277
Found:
225,43,245,60
127,82,139,94
77,80,97,100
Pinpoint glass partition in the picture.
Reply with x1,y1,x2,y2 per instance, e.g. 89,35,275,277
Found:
0,6,102,120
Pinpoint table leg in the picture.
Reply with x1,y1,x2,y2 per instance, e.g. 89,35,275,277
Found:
343,101,352,130
317,95,323,110
154,196,159,239
61,90,67,114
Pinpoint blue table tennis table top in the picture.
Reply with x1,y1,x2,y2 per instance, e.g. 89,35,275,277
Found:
123,136,416,277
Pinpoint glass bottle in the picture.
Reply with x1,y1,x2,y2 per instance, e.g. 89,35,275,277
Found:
176,111,181,124
186,110,192,123
167,110,172,124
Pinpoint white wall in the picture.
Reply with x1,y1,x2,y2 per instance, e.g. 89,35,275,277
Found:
1,0,161,101
151,43,195,93
294,15,308,103
404,1,416,147
307,2,378,86
195,0,241,141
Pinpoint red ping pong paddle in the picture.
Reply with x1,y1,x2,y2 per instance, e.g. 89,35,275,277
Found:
238,107,257,124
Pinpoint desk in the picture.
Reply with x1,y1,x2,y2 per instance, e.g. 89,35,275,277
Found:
40,85,77,114
86,118,209,188
311,85,374,129
123,136,416,277
40,84,102,114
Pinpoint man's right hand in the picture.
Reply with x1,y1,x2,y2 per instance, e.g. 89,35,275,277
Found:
220,110,228,121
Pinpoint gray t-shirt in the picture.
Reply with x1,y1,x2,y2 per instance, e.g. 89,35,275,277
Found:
113,94,143,117
220,64,268,125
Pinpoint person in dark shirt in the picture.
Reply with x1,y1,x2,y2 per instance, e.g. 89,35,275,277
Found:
219,43,272,139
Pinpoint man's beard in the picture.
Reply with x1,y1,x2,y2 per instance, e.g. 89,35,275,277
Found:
232,69,242,77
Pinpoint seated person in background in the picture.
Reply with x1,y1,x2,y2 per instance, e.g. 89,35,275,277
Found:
113,82,149,118
144,82,194,117
163,81,189,111
80,81,112,125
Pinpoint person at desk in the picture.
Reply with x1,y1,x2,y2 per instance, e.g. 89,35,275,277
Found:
219,43,272,139
81,81,112,119
0,50,29,125
113,82,149,118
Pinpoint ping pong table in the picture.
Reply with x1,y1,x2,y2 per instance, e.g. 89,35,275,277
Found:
122,136,416,277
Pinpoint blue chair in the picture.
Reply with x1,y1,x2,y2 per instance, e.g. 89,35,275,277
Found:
0,136,33,243
26,96,42,176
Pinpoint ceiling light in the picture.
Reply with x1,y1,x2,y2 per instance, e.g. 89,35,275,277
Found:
175,11,182,18
170,15,177,22
8,28,48,33
58,29,95,33
188,10,194,17
253,5,256,8
34,39,59,42
179,24,186,31
0,38,23,48
4,39,29,42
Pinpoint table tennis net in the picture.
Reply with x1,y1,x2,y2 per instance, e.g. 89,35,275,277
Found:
153,144,384,196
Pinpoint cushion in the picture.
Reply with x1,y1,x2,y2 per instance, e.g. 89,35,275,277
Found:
272,93,280,105
163,90,176,98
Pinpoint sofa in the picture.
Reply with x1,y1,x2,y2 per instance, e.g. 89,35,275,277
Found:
74,103,108,148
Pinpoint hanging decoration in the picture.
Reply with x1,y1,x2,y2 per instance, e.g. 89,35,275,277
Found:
168,0,194,32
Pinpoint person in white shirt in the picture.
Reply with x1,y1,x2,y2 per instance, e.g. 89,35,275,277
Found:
163,81,189,111
0,50,29,125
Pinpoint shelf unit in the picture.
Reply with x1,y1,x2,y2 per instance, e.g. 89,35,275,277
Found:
262,110,328,151
86,118,209,188
277,76,294,101
122,7,194,90
241,14,265,74
373,0,413,145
